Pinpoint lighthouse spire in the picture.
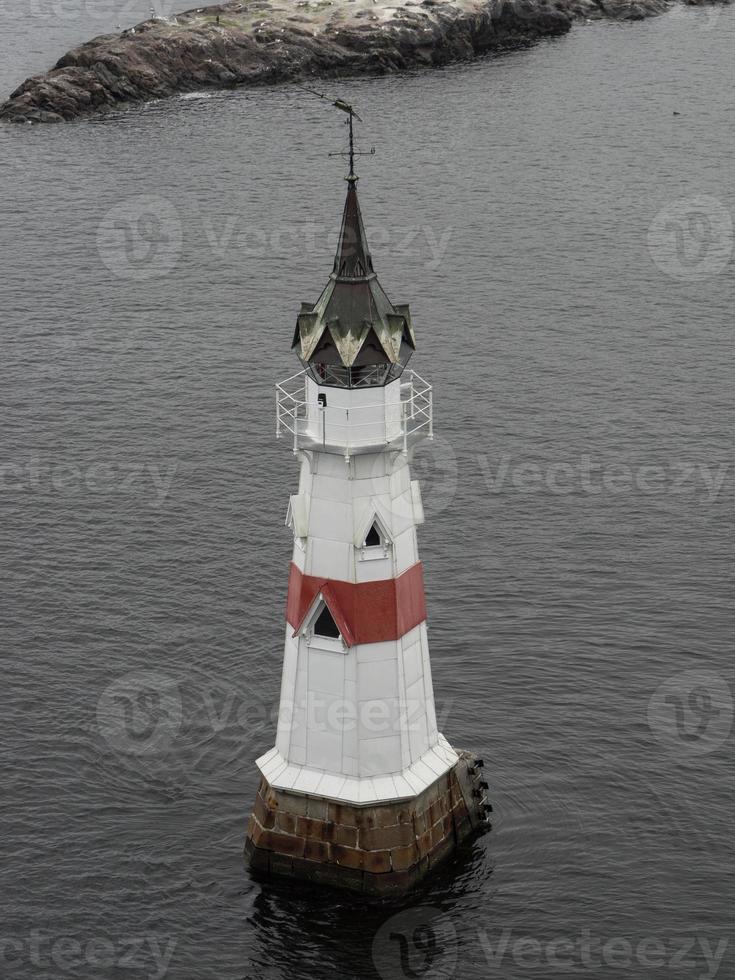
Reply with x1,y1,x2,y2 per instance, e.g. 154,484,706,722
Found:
333,178,372,280
291,174,416,388
291,110,416,388
347,106,356,181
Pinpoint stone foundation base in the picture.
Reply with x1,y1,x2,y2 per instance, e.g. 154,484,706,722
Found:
244,751,490,895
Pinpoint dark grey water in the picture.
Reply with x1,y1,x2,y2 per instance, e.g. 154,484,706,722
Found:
2,3,734,979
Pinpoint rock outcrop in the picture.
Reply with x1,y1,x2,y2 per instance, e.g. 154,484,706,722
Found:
0,0,674,124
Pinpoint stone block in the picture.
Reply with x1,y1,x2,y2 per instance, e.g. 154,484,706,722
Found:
248,816,266,847
328,802,361,827
359,822,416,851
363,848,391,874
304,839,330,863
357,805,393,830
372,803,413,827
422,776,446,809
430,819,445,850
330,844,364,870
275,810,298,835
244,838,269,872
454,815,473,843
416,828,433,858
302,860,366,893
428,831,455,869
253,792,275,829
306,796,329,820
322,822,358,847
452,798,469,822
295,815,327,840
269,852,295,877
277,790,310,817
413,807,430,836
429,797,446,827
390,842,420,872
259,830,305,859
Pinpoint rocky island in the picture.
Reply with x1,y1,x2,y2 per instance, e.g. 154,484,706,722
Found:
1,0,680,124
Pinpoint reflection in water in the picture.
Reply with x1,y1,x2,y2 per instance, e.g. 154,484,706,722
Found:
248,839,491,979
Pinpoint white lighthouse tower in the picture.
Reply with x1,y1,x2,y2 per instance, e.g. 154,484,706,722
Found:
246,124,490,893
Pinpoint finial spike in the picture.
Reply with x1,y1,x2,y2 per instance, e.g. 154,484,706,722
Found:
293,83,372,181
348,110,356,182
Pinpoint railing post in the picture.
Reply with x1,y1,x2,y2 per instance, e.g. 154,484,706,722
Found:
276,388,281,439
428,389,434,440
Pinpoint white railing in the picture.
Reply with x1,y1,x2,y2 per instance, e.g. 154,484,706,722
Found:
276,369,433,456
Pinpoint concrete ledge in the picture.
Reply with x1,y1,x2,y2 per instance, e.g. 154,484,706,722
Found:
245,750,490,895
256,734,459,804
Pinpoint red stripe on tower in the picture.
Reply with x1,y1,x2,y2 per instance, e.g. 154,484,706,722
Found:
286,561,427,646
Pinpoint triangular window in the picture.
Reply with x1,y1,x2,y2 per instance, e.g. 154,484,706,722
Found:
365,523,381,548
359,517,391,561
313,604,340,639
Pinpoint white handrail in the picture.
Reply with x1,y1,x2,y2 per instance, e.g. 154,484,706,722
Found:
275,369,433,454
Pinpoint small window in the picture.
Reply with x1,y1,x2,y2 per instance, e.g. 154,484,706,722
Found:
365,523,381,547
313,605,340,639
359,517,391,561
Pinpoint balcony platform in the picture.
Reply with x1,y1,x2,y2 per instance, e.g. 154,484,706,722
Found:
276,369,433,457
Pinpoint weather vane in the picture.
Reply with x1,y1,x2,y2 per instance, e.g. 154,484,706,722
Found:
294,84,375,180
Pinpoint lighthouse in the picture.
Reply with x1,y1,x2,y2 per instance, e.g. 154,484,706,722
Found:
245,119,490,894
